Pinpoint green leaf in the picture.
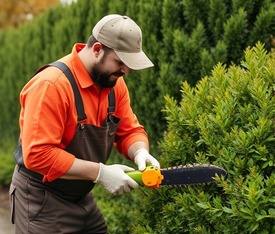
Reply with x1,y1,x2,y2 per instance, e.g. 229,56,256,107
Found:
255,213,265,221
240,207,252,215
196,202,210,209
268,198,275,203
249,222,259,233
268,208,275,215
222,207,234,214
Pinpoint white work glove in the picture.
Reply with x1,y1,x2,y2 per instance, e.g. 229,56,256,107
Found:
133,149,160,171
94,163,139,195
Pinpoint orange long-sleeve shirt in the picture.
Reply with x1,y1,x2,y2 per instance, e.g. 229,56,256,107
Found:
19,43,148,182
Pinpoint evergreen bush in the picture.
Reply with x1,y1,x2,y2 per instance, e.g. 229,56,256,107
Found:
132,43,275,234
1,0,274,151
0,140,16,186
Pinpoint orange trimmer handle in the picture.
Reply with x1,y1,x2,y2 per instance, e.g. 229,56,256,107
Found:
127,166,164,188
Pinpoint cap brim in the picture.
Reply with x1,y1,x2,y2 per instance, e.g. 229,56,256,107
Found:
114,50,154,70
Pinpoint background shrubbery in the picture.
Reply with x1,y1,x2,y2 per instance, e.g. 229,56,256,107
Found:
0,0,274,233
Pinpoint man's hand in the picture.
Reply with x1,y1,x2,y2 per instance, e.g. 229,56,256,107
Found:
94,163,139,195
133,148,160,171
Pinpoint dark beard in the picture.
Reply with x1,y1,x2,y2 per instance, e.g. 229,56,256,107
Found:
90,63,124,88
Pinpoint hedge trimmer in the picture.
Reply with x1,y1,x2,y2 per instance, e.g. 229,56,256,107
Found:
127,164,227,188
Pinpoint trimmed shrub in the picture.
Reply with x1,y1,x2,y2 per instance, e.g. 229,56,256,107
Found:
132,43,275,234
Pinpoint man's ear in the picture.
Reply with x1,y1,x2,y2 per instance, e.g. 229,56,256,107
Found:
93,42,103,57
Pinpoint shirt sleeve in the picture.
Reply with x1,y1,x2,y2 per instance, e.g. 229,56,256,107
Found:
20,74,75,182
114,78,149,157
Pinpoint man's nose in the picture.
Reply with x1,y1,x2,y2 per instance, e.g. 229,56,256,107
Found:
120,65,130,75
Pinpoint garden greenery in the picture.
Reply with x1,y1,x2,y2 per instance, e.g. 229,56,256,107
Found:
0,0,274,233
132,43,275,234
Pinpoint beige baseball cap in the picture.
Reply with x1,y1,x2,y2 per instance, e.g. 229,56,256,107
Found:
92,14,154,70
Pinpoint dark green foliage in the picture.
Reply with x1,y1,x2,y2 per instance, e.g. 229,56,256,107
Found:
207,0,228,45
0,140,16,186
249,3,275,48
133,43,275,233
1,0,274,151
223,8,248,63
94,185,142,234
182,0,210,34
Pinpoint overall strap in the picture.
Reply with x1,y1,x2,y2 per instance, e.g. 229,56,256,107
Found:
32,61,86,121
49,61,87,122
108,89,115,114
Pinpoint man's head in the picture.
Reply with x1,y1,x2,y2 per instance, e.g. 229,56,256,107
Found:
89,43,127,88
92,14,154,70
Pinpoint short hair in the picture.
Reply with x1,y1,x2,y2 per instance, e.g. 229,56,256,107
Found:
87,35,112,55
87,35,97,47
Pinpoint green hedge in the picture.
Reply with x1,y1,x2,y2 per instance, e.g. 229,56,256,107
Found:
1,0,274,148
0,140,16,186
132,43,275,234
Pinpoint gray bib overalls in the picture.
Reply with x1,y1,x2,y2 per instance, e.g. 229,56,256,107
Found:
10,62,120,233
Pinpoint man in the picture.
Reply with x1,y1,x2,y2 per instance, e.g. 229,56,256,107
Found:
10,14,160,233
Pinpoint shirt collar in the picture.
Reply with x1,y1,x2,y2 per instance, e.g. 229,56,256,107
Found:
71,43,94,89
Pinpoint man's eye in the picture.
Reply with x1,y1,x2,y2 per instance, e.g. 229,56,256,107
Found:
117,61,124,66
